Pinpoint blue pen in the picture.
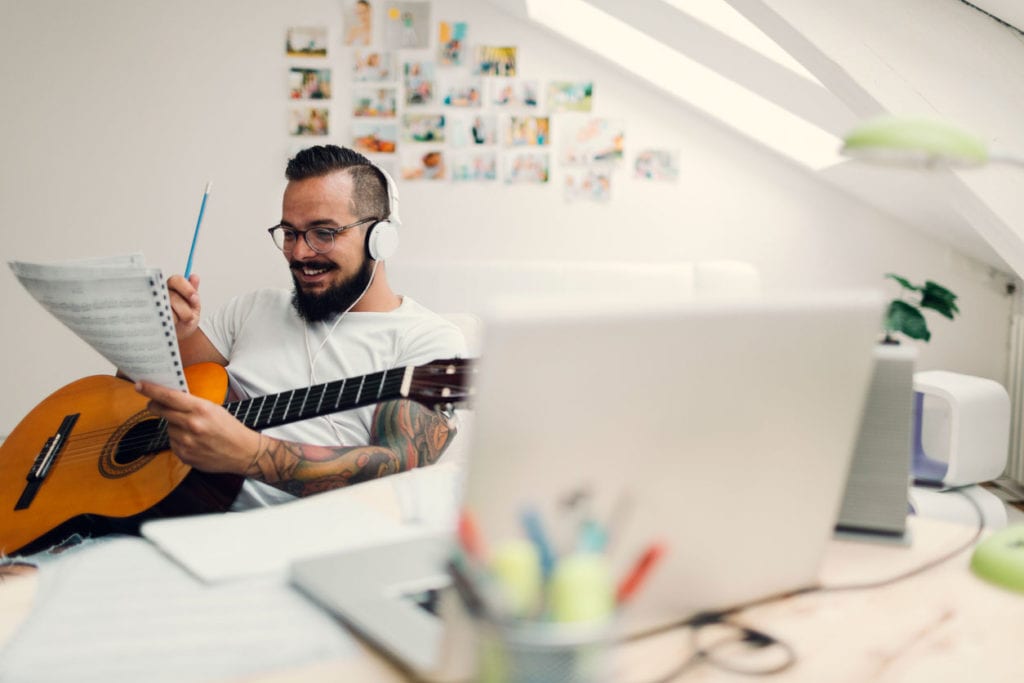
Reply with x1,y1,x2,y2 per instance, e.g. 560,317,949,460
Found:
184,181,211,279
520,507,557,579
577,518,608,554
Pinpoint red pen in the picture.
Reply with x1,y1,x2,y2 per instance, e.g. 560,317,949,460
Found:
615,542,667,605
457,508,487,561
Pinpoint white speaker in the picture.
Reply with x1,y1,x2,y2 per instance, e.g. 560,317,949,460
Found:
836,344,916,537
912,371,1010,487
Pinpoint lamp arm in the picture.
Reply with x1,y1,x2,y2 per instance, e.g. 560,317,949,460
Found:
988,153,1024,169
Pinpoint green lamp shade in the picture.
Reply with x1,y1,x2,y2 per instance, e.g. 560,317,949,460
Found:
970,524,1024,593
841,115,990,168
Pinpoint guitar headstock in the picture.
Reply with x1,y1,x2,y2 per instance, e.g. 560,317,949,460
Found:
407,358,477,411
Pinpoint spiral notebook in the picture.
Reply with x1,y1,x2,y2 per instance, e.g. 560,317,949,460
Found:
9,254,187,391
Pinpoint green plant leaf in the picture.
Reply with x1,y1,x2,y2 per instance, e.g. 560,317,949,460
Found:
885,273,921,292
886,300,931,341
920,281,960,319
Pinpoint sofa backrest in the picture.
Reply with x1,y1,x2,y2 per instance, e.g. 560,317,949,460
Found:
389,259,761,355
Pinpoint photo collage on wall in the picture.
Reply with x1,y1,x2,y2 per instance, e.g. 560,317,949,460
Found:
284,1,679,200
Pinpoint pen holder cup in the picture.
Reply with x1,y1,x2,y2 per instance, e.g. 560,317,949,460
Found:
477,619,615,683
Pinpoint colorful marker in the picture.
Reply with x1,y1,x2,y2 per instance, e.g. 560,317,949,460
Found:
615,542,667,605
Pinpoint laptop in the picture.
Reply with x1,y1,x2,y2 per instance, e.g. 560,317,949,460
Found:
290,291,884,681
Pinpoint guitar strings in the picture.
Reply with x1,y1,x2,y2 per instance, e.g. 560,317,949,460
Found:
12,368,467,468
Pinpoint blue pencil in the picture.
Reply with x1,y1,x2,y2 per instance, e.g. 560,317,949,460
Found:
184,181,211,279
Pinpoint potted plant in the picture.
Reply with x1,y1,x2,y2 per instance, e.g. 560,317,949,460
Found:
883,273,959,343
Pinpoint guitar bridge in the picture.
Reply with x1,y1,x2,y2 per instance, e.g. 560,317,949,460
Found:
14,413,79,511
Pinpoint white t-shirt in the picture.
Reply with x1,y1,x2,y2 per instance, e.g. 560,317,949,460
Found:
199,289,467,509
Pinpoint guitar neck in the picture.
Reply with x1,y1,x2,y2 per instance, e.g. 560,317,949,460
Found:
225,366,411,431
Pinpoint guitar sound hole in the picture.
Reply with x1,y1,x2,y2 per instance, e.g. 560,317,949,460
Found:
114,419,164,466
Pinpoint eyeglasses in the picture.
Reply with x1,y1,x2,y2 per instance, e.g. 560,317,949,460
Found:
267,217,376,254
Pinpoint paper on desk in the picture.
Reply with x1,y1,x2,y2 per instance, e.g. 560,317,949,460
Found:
142,483,429,582
0,536,356,683
9,253,187,390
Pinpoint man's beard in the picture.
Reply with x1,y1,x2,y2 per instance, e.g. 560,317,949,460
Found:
290,257,375,323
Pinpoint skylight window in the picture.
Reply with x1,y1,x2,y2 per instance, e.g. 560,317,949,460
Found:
524,0,844,170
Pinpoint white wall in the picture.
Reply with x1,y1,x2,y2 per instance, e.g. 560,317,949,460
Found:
0,0,1013,435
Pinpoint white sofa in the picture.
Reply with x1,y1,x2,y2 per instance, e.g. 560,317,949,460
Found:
389,259,762,355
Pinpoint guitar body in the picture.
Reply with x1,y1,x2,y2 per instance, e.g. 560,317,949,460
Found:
0,356,473,556
0,363,241,555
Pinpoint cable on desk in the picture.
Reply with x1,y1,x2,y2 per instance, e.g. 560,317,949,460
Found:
623,489,986,680
640,616,797,682
815,487,985,594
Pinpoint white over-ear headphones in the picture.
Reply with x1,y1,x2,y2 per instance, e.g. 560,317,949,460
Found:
365,164,400,261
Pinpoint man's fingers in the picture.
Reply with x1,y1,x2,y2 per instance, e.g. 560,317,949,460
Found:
135,380,191,408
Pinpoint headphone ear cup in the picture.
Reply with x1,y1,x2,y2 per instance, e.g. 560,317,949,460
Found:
366,219,399,260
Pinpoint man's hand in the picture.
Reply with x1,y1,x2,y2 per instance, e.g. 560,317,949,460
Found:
136,380,260,475
167,273,202,340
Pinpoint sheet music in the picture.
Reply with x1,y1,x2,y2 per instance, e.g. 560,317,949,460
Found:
9,254,187,391
0,537,356,682
141,478,431,582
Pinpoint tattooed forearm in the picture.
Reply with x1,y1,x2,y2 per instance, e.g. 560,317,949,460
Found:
371,399,455,468
244,399,456,498
247,438,402,497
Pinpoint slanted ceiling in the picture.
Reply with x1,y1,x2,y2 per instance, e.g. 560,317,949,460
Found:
484,0,1024,280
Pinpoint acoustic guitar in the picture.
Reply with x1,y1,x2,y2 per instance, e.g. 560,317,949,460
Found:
0,358,474,555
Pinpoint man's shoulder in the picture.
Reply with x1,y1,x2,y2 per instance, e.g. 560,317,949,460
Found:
392,297,470,356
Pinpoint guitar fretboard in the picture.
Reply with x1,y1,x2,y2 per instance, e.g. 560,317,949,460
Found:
144,367,409,455
226,368,407,430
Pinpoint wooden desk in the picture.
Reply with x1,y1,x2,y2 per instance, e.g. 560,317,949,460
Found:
244,515,1024,682
2,516,1020,682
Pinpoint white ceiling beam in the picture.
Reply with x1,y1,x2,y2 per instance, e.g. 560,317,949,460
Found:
585,0,857,136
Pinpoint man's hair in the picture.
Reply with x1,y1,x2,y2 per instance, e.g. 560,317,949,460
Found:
286,145,390,220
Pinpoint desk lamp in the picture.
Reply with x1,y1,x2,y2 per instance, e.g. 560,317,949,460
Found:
840,114,1024,169
841,114,1024,593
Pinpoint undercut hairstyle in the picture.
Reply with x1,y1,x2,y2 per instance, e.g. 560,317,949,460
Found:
285,145,390,220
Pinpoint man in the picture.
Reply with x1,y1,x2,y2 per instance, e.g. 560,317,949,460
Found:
136,145,466,509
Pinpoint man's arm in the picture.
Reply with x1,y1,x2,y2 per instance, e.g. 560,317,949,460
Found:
167,273,227,366
245,399,457,497
135,381,456,497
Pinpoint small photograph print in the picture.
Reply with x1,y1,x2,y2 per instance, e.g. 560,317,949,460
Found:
489,78,539,108
547,81,593,113
447,113,498,147
402,113,445,142
352,121,398,154
440,76,483,107
289,107,329,136
353,50,393,82
403,60,436,106
289,67,331,100
507,116,550,146
564,167,612,202
343,0,374,46
634,149,680,181
474,45,517,76
451,151,497,181
286,26,328,58
438,21,467,66
400,149,446,180
352,87,397,117
504,151,549,184
382,2,431,49
560,117,624,165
